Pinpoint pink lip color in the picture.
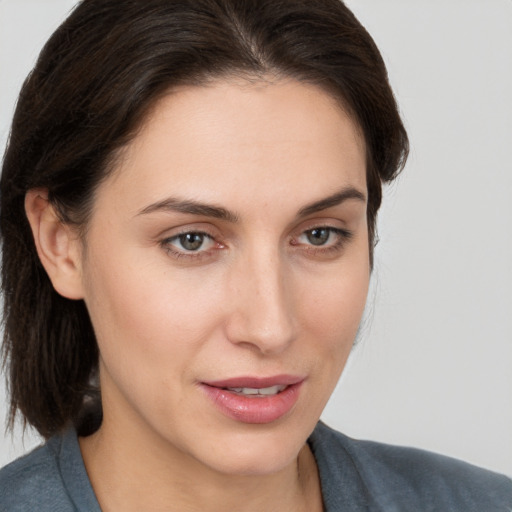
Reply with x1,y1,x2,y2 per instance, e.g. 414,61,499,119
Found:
200,375,304,424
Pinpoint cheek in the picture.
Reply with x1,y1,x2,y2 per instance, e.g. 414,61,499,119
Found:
82,246,227,380
83,249,243,395
82,250,232,429
301,253,369,336
298,250,370,377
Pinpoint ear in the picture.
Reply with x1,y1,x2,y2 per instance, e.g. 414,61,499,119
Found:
25,189,85,300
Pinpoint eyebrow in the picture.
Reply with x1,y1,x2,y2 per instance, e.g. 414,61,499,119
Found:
136,186,366,222
137,197,239,223
297,187,366,217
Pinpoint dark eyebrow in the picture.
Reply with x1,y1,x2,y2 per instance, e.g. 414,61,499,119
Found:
297,187,366,217
137,197,239,223
137,186,365,222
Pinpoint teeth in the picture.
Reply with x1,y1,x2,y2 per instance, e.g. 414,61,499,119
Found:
226,385,287,396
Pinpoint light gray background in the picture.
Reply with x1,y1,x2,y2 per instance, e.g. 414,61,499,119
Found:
1,1,511,476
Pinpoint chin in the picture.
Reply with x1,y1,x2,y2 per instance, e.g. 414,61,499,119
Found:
182,416,316,477
204,440,303,477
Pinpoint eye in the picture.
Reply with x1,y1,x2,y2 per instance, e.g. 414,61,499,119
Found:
302,228,331,246
163,231,216,254
296,227,350,248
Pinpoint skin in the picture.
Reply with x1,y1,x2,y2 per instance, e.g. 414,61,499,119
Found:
26,78,369,511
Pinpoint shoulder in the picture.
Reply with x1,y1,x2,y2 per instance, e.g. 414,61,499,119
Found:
0,431,83,512
309,422,512,511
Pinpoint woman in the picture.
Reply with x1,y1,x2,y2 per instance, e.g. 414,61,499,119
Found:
0,0,510,510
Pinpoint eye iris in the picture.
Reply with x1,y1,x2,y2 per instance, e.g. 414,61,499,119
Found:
307,228,329,246
179,233,204,251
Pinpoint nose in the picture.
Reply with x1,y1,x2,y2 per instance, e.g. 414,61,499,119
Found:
225,247,298,355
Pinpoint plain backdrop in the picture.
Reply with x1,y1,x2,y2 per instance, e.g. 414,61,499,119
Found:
1,0,511,476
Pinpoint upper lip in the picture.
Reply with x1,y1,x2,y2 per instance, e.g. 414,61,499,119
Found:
202,375,305,389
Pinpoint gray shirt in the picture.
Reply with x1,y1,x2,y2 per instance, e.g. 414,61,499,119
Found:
1,421,511,511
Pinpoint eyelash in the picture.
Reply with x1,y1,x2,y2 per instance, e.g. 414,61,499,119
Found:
160,226,353,261
292,227,353,256
160,231,219,261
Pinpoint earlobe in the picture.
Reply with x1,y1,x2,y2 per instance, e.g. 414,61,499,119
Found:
24,189,85,300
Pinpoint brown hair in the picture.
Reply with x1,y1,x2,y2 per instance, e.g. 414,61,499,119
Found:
0,0,408,439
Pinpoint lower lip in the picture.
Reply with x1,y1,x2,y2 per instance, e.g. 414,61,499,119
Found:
200,382,303,424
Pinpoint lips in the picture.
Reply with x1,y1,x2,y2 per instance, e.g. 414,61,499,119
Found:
224,384,287,396
200,375,304,424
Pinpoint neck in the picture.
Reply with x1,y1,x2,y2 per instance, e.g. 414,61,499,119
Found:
79,414,323,512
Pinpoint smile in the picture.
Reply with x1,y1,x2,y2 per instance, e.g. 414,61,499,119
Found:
201,376,304,424
224,385,287,396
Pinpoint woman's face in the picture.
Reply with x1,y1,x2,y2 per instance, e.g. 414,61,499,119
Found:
79,78,369,475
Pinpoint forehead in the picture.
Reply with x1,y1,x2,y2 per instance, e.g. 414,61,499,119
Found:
98,78,366,217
